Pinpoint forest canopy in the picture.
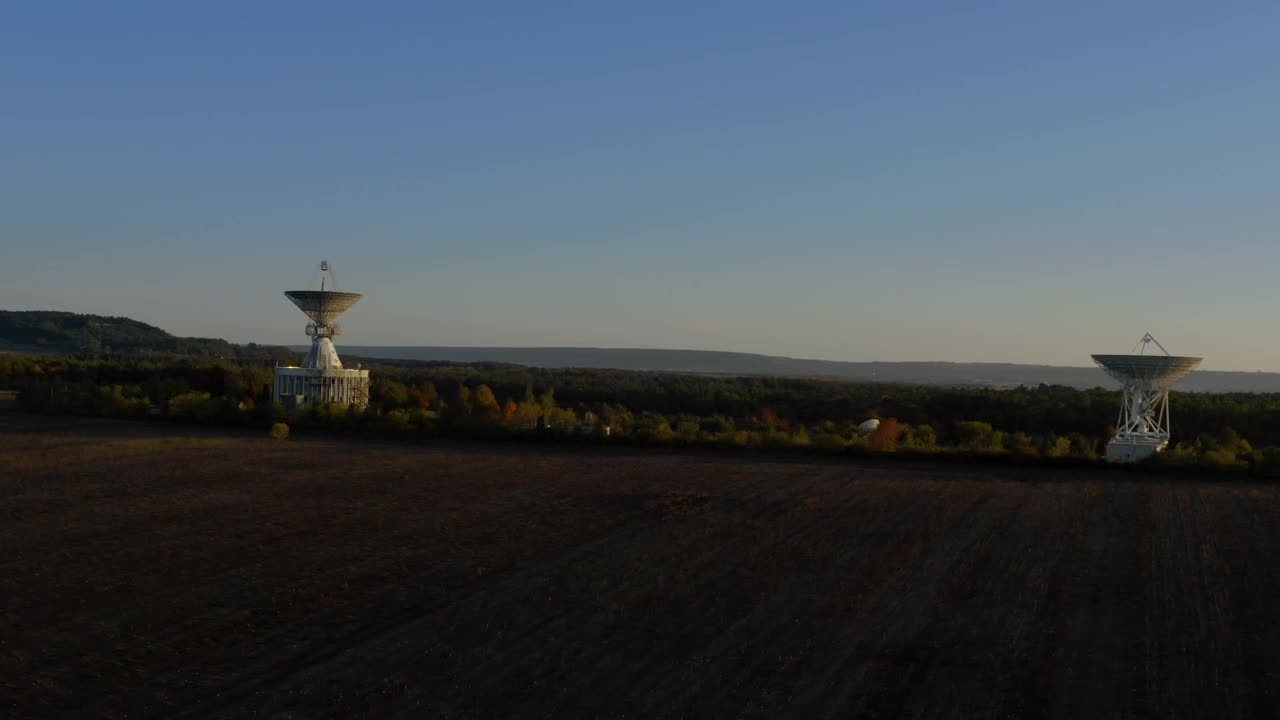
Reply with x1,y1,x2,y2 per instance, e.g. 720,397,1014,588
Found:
4,351,1280,474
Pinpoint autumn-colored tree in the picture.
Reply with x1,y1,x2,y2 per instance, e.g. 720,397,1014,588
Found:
600,403,633,433
868,418,904,452
549,406,578,427
1044,433,1072,457
1011,432,1040,457
507,401,540,428
409,380,438,410
471,384,501,418
632,412,674,441
538,387,557,416
1212,427,1252,456
757,408,791,431
500,399,518,420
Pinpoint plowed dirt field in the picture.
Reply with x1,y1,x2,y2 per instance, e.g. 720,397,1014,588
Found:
3,416,1278,718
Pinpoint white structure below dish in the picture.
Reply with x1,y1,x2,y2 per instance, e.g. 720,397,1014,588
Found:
273,261,370,409
274,366,369,408
1104,438,1166,463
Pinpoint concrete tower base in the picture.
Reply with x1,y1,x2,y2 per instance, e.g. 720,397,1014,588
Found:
274,366,370,409
1105,439,1167,463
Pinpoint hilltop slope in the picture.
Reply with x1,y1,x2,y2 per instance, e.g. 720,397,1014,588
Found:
338,345,1280,393
0,310,292,360
7,310,1278,392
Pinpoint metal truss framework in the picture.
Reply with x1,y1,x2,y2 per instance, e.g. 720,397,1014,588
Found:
1114,383,1172,444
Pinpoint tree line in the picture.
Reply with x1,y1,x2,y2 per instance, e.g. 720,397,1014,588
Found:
3,353,1279,473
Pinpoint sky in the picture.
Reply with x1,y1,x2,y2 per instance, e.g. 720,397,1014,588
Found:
3,2,1279,370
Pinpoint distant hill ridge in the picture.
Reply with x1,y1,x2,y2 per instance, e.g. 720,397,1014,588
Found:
4,310,1275,392
0,311,292,361
335,345,1280,394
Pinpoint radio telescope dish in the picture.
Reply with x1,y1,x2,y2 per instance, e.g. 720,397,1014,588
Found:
282,261,365,366
285,260,362,326
283,290,363,326
273,260,371,410
1091,333,1201,463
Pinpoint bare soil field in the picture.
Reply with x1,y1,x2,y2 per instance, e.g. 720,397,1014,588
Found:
3,415,1279,719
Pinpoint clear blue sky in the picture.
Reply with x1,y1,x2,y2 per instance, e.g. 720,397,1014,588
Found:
3,2,1278,369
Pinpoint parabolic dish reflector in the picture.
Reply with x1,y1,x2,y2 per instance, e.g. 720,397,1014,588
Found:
1091,355,1202,390
284,290,363,325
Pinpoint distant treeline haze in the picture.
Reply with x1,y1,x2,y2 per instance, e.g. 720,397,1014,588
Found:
1,354,1275,472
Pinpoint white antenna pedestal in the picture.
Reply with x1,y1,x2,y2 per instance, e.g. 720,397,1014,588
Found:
273,260,371,409
1092,334,1202,463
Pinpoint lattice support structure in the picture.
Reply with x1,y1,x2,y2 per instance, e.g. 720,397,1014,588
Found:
1115,384,1171,442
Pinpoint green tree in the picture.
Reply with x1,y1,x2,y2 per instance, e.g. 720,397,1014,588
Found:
632,412,674,442
674,417,701,442
957,421,999,452
377,381,410,413
1069,433,1097,460
902,424,937,451
699,415,735,435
